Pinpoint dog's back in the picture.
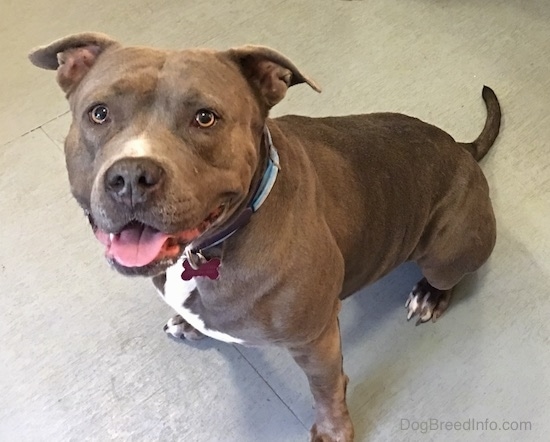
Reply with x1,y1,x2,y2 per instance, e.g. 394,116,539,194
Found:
272,87,500,296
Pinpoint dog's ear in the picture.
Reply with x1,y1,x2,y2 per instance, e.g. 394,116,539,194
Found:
28,32,119,95
227,45,321,108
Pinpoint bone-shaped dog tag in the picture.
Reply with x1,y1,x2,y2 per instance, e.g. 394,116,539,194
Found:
181,257,221,281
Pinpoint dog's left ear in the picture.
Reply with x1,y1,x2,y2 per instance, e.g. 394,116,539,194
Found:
227,45,321,109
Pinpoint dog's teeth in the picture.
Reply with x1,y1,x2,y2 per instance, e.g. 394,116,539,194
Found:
109,233,114,241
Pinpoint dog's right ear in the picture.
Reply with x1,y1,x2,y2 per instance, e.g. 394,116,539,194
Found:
28,32,119,95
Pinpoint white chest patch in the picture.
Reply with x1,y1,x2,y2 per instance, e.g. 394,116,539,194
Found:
159,257,245,344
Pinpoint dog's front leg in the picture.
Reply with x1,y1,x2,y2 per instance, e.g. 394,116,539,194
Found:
152,271,204,341
289,311,353,442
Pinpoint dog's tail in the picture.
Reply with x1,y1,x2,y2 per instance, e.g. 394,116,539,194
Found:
459,86,501,161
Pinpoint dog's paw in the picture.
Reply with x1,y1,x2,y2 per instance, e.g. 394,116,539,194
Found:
405,278,452,325
163,314,205,340
310,421,354,442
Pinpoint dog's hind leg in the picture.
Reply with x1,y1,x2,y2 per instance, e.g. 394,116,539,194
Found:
406,193,496,325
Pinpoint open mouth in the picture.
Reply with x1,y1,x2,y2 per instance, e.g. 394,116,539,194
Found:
91,206,224,269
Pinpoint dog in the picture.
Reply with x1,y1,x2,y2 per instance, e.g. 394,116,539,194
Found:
29,32,500,441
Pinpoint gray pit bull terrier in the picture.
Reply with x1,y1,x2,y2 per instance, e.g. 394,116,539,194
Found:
29,32,500,442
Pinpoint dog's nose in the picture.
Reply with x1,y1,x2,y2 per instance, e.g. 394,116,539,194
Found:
104,158,165,207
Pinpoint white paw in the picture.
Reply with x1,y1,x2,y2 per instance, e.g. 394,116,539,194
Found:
163,315,186,339
405,290,433,324
405,278,451,325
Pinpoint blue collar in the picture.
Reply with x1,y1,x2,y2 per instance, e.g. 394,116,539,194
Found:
249,127,280,211
184,126,280,266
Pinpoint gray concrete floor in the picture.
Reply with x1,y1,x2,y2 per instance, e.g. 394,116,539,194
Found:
1,1,549,441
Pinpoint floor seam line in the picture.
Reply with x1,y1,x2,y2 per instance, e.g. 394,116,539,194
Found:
1,110,70,148
39,126,63,153
233,345,309,431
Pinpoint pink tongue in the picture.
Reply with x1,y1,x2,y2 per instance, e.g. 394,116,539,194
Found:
109,225,170,268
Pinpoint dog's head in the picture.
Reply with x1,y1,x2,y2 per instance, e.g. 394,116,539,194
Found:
29,32,320,277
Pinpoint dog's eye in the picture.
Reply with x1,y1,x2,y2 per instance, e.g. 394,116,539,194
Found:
89,104,110,124
194,109,217,128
